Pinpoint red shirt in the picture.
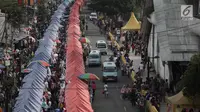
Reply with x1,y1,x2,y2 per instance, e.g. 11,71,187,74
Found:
91,83,96,89
132,44,135,49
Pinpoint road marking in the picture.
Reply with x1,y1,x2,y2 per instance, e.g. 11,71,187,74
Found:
124,106,127,112
116,86,119,90
120,95,123,100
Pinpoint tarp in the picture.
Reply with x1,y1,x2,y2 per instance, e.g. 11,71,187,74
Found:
65,77,93,112
13,0,71,111
166,91,200,105
121,12,141,30
64,0,93,111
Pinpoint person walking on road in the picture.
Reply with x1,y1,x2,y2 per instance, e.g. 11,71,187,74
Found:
91,81,96,97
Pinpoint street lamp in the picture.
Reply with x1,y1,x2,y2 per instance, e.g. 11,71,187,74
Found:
147,55,159,78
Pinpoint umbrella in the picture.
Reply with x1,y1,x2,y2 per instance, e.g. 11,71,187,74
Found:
28,60,50,67
21,68,32,73
53,39,61,43
0,64,5,69
79,37,90,43
78,73,100,80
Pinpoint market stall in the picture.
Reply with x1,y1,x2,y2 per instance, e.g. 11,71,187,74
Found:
13,0,71,111
166,91,200,112
121,12,141,31
64,0,93,111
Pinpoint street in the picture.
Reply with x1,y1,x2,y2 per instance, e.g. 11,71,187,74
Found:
85,21,141,112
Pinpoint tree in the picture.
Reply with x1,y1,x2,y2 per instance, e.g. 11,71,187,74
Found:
177,54,200,105
36,0,50,38
0,0,24,28
88,0,139,15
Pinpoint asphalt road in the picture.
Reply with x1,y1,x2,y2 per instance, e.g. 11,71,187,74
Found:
85,21,140,112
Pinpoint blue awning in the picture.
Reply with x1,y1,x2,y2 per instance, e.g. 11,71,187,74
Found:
13,0,72,111
13,63,48,112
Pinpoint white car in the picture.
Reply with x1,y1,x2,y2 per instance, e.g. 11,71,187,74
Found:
96,40,107,55
89,12,97,20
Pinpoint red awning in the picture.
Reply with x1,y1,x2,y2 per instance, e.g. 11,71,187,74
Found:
64,1,93,112
65,77,93,112
68,25,80,30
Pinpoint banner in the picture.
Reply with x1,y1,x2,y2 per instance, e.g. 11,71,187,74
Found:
24,0,34,6
18,0,23,5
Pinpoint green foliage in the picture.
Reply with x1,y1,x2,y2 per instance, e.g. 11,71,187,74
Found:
37,0,49,23
178,54,200,99
88,0,141,15
0,0,24,28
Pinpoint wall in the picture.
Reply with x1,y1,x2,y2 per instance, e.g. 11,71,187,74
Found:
148,26,170,80
152,0,200,61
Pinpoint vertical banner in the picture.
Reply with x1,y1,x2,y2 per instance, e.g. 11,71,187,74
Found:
24,0,34,6
18,0,23,5
30,0,34,5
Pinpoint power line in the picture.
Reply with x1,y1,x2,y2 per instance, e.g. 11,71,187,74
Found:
18,86,128,90
142,20,200,37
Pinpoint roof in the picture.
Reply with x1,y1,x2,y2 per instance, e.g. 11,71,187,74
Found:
121,12,141,30
166,91,200,105
90,12,97,15
89,50,100,55
103,62,116,67
153,0,200,61
96,40,106,43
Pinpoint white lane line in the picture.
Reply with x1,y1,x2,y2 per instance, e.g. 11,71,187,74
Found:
124,106,127,112
120,95,123,100
116,86,119,90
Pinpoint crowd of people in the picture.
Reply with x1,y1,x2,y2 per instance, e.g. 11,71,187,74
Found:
41,36,66,111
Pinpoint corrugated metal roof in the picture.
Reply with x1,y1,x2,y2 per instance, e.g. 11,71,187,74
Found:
154,0,200,61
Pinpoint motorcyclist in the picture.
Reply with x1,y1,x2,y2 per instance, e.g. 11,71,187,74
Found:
109,55,114,61
104,82,108,97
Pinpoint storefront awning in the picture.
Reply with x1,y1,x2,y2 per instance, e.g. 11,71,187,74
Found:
166,91,200,105
121,12,141,31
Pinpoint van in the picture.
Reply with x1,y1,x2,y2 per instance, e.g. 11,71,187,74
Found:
96,40,107,55
102,62,118,82
88,50,101,66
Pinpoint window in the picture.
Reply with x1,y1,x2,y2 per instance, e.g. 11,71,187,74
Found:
97,43,106,48
103,67,117,72
184,0,200,18
89,54,99,58
191,0,200,18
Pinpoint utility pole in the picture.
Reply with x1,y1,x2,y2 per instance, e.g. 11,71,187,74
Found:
152,25,155,66
147,56,150,78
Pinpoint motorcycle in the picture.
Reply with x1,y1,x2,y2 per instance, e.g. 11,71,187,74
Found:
104,90,109,98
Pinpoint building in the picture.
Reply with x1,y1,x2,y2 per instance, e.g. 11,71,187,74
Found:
147,0,200,89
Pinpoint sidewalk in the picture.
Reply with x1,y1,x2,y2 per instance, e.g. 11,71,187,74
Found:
123,40,167,112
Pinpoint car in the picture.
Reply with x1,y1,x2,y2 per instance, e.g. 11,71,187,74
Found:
96,40,107,55
89,12,97,20
102,62,118,82
88,50,101,66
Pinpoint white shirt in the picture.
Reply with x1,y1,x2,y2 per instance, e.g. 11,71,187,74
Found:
139,63,144,70
104,84,108,91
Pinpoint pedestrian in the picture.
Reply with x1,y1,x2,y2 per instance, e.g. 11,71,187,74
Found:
132,43,135,53
86,24,88,30
91,81,96,97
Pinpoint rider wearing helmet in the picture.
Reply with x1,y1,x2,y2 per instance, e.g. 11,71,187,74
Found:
109,55,114,61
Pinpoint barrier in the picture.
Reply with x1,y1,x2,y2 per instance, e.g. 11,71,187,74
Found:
108,32,120,50
146,101,158,112
131,71,136,81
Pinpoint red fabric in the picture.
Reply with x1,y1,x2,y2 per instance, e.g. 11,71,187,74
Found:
91,83,96,89
18,0,22,5
64,2,94,110
65,77,93,112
